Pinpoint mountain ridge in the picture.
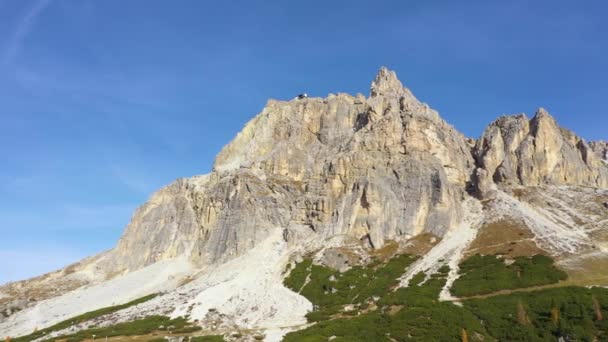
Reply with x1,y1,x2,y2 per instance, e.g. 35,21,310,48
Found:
1,67,607,341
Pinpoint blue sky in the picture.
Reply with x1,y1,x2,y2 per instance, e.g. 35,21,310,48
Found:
0,0,606,284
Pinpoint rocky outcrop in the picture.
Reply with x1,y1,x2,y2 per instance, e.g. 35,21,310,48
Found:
87,67,476,275
590,140,608,162
473,109,608,198
97,178,202,273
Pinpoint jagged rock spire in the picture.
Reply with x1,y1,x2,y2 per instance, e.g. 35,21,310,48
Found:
369,66,419,103
370,67,406,97
534,107,551,118
473,106,608,198
367,67,437,121
531,107,557,124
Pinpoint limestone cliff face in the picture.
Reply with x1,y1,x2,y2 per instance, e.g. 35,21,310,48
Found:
94,68,475,274
91,68,608,275
590,140,608,162
473,109,608,198
98,178,201,273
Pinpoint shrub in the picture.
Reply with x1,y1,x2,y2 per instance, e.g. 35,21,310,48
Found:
14,293,159,342
284,254,418,309
39,316,190,342
190,336,225,342
451,254,567,297
174,326,202,333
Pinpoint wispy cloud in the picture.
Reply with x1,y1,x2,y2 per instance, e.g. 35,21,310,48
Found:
3,0,52,65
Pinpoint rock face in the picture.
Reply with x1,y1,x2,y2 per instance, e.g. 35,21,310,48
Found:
96,68,607,275
473,109,608,198
92,68,608,275
95,67,475,275
98,178,201,272
590,140,608,162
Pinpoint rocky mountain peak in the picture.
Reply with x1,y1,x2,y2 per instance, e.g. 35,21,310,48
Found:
370,66,407,97
530,107,558,134
473,107,608,198
369,66,420,109
533,107,552,118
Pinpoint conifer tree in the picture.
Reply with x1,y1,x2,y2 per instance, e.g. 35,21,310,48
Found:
517,300,530,325
461,328,469,342
592,295,603,321
551,299,560,325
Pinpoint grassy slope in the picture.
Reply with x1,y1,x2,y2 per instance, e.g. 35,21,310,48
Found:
451,254,567,297
12,252,608,341
283,255,491,341
465,286,608,341
11,293,224,342
283,253,608,341
38,315,224,342
14,294,158,342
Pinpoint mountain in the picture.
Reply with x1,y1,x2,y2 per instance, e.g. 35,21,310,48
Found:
1,68,607,341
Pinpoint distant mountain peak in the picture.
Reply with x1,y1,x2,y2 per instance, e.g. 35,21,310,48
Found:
370,66,418,102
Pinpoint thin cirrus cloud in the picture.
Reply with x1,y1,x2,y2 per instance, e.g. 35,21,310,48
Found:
3,0,52,65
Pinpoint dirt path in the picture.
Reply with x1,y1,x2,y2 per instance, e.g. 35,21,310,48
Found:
449,276,608,301
66,322,317,342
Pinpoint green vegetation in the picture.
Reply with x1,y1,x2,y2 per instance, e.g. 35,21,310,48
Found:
284,257,489,341
452,254,568,297
40,315,190,342
284,254,418,308
285,291,490,341
283,258,313,291
12,253,608,341
190,336,226,342
173,326,203,333
464,287,608,341
14,293,158,342
284,253,608,341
